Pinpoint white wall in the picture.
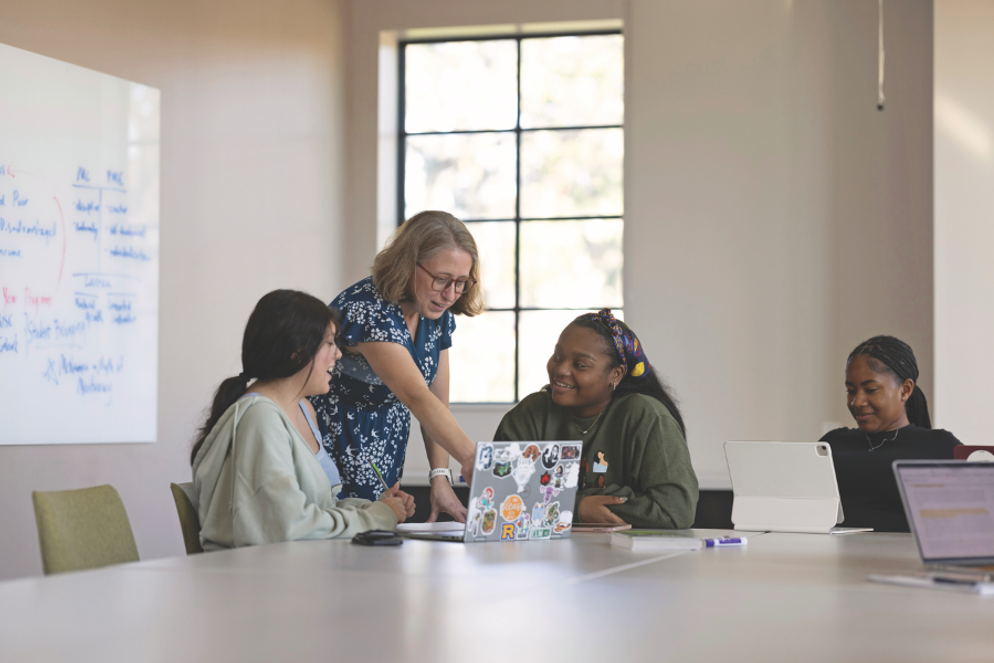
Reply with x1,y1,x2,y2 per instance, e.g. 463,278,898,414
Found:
346,0,935,488
934,1,994,437
0,0,348,580
0,0,937,579
627,0,934,485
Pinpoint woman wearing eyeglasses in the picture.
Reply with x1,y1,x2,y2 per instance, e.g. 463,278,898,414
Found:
310,211,482,521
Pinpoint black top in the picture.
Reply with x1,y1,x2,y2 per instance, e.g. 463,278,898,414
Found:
819,425,961,532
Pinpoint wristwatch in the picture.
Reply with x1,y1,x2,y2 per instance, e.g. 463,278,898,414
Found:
429,468,453,485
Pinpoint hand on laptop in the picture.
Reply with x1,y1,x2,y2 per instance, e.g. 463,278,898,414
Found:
426,480,468,523
578,496,628,525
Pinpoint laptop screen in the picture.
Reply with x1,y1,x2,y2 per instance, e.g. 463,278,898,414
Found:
895,462,994,563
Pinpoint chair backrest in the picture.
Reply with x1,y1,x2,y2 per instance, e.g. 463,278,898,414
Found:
170,482,203,554
953,445,994,461
32,484,140,575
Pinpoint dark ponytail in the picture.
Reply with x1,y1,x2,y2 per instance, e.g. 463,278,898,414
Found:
569,317,687,437
848,335,931,429
190,290,339,464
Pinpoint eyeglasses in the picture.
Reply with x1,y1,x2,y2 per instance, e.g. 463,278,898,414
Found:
417,264,476,294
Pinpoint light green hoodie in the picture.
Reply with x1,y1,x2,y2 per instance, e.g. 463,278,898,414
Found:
192,395,396,550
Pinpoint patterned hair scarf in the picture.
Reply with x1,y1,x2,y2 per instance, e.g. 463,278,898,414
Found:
578,309,651,382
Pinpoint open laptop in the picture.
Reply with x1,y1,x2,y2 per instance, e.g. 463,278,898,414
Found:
724,441,871,534
866,461,994,593
402,440,582,543
890,460,994,576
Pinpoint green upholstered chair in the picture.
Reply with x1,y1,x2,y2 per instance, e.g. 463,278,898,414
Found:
32,484,140,575
170,482,203,555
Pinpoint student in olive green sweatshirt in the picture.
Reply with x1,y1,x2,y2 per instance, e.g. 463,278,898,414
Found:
494,310,698,529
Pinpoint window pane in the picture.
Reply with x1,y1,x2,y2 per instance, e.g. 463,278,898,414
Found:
405,40,518,133
520,128,623,218
518,309,625,399
466,221,516,310
405,133,516,219
449,311,516,403
520,35,624,129
519,219,623,309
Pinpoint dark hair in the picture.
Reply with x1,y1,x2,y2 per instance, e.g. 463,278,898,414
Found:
847,335,931,429
190,290,340,464
568,317,687,437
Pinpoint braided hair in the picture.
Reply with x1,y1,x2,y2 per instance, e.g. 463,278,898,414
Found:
847,335,931,429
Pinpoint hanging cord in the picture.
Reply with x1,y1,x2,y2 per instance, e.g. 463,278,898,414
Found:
877,0,885,111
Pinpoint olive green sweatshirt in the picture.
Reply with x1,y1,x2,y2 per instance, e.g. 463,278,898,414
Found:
494,390,698,529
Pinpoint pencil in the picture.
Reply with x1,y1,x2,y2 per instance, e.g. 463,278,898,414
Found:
367,458,391,493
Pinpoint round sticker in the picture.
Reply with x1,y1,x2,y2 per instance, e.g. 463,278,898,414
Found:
501,494,524,522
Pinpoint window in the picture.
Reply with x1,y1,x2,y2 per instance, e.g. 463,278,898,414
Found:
400,32,624,403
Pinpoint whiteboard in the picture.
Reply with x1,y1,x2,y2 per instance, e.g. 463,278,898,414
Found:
0,43,160,445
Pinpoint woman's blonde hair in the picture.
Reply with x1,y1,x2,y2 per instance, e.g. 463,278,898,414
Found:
372,210,484,316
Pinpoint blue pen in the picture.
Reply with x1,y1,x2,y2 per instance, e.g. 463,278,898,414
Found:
704,537,747,548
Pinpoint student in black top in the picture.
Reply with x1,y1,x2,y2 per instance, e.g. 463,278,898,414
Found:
820,335,961,532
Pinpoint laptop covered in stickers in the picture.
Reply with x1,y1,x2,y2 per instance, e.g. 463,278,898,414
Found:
402,441,582,543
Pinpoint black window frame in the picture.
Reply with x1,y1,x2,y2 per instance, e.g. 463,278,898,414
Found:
398,29,624,404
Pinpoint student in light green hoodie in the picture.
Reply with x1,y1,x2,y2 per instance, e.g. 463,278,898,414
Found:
191,290,414,550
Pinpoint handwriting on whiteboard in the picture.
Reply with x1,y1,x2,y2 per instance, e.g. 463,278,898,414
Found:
0,163,153,407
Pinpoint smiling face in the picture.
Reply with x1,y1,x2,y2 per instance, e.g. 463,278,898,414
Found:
406,247,473,320
547,324,625,418
845,354,914,433
300,322,342,397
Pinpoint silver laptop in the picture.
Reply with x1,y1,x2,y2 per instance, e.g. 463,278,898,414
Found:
402,440,581,543
892,460,994,577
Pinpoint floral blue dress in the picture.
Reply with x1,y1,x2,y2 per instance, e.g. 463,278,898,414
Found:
310,276,455,500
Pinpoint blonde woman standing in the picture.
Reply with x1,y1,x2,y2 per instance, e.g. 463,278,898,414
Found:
311,211,483,521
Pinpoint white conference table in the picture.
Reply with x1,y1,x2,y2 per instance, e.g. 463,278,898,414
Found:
1,530,991,662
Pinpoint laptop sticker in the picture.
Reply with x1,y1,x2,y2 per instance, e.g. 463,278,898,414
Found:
492,446,513,479
544,501,561,528
469,500,483,537
501,494,524,522
522,444,541,461
500,523,516,541
476,444,494,471
561,444,581,460
482,509,497,535
554,511,573,534
563,463,580,489
514,514,531,540
542,483,562,503
511,453,537,491
542,443,560,469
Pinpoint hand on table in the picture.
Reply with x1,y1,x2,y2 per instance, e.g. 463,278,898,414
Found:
426,478,467,523
577,495,628,525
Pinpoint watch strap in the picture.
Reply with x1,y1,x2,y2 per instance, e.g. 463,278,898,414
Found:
429,468,453,485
